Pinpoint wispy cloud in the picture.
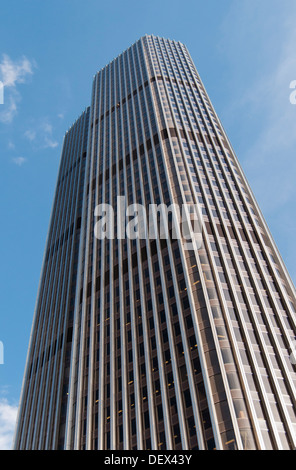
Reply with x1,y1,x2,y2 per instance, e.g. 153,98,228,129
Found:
24,129,36,141
12,156,26,166
0,93,19,124
0,54,35,123
218,0,296,283
219,0,296,213
0,398,18,450
7,141,15,150
41,122,59,148
24,119,58,149
0,54,34,87
240,14,296,213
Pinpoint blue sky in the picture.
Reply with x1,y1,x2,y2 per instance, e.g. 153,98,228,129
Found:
0,0,295,449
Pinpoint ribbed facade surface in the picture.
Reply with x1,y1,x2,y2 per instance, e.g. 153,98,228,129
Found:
14,35,296,450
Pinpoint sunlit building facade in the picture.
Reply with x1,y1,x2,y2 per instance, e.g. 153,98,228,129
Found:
14,35,296,450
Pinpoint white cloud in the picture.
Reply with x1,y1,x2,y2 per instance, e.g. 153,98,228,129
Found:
219,0,296,213
44,136,59,149
218,0,296,284
0,398,18,450
0,91,19,123
0,54,34,88
24,118,58,149
8,141,15,150
24,129,36,141
241,15,296,212
0,54,35,123
41,121,58,148
12,157,26,166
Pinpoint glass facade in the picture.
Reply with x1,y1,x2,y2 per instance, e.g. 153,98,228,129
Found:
14,35,296,450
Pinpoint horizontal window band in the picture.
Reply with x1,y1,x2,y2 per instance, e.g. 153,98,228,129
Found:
91,72,204,125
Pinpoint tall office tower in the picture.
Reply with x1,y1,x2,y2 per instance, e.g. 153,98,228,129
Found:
14,35,296,451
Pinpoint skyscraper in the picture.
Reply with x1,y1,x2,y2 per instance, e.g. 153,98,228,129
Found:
14,35,296,451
